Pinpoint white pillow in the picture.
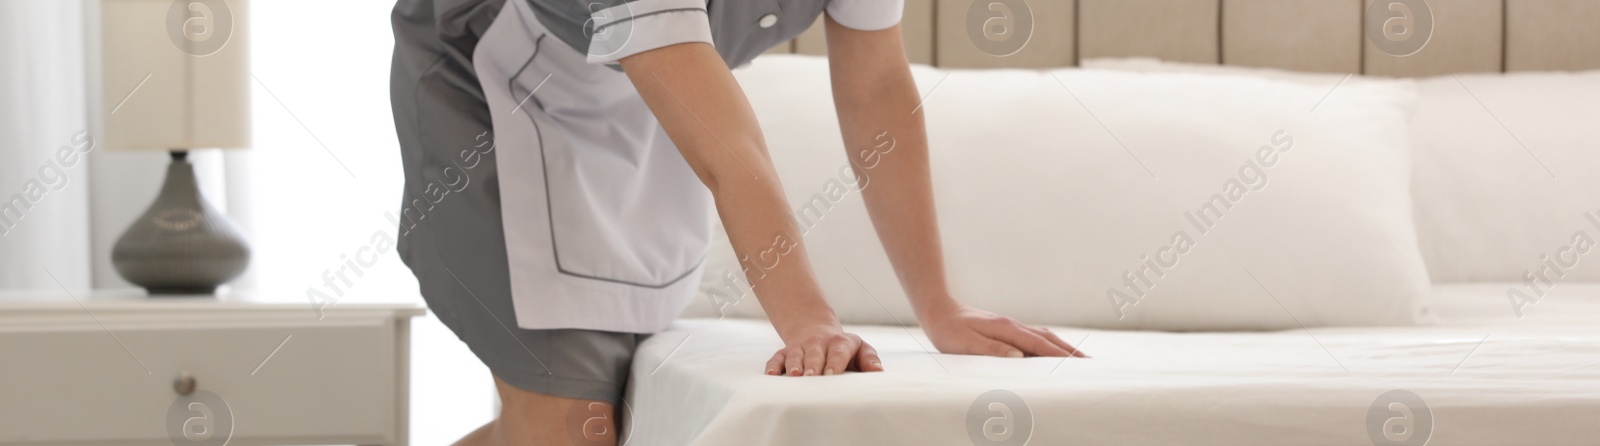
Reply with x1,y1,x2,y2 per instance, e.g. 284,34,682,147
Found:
1084,58,1600,284
1408,71,1600,283
683,55,1433,330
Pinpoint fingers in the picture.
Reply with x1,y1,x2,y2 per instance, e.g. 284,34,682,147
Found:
976,319,1070,357
1031,327,1089,358
802,338,827,376
765,351,786,376
974,337,1024,358
768,333,885,376
783,347,804,376
855,341,884,372
823,335,854,376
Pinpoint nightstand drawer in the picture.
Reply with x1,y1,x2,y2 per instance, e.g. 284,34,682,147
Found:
0,318,398,445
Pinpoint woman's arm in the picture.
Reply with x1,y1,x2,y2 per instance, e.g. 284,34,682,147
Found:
822,16,1085,358
620,42,883,376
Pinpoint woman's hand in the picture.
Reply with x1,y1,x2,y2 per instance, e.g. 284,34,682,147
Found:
919,300,1089,358
765,323,884,376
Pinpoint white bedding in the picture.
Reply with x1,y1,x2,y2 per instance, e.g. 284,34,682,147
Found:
626,284,1600,445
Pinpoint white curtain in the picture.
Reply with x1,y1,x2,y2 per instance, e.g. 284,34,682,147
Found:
0,0,93,291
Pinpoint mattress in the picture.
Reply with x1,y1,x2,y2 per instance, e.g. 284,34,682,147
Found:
624,283,1600,445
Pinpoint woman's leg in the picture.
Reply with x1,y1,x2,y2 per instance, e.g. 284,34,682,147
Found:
454,375,618,446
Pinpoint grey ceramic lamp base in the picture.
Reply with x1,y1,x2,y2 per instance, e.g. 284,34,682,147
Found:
112,151,250,295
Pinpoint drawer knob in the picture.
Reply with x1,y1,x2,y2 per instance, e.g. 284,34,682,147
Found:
173,371,197,396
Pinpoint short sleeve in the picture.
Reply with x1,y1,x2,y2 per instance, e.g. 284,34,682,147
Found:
825,0,904,31
584,0,714,64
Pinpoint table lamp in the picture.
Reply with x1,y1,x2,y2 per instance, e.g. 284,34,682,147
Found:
100,0,251,295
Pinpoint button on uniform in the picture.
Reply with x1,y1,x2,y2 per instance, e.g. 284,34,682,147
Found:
758,13,778,29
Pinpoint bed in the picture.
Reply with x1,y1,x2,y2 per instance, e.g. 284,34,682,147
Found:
619,1,1600,444
627,284,1600,445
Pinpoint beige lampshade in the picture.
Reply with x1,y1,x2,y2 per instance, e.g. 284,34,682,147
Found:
101,0,250,151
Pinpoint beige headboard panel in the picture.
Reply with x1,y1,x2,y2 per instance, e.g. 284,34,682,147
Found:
769,0,1600,75
1226,0,1361,73
1080,0,1219,65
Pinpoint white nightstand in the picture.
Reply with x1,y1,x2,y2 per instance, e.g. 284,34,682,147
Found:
0,290,424,446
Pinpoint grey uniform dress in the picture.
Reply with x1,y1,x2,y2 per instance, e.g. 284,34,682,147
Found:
388,0,902,402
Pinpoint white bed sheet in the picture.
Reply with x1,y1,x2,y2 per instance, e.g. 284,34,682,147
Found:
624,283,1600,445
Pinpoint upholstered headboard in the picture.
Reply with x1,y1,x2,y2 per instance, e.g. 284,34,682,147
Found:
765,0,1600,75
